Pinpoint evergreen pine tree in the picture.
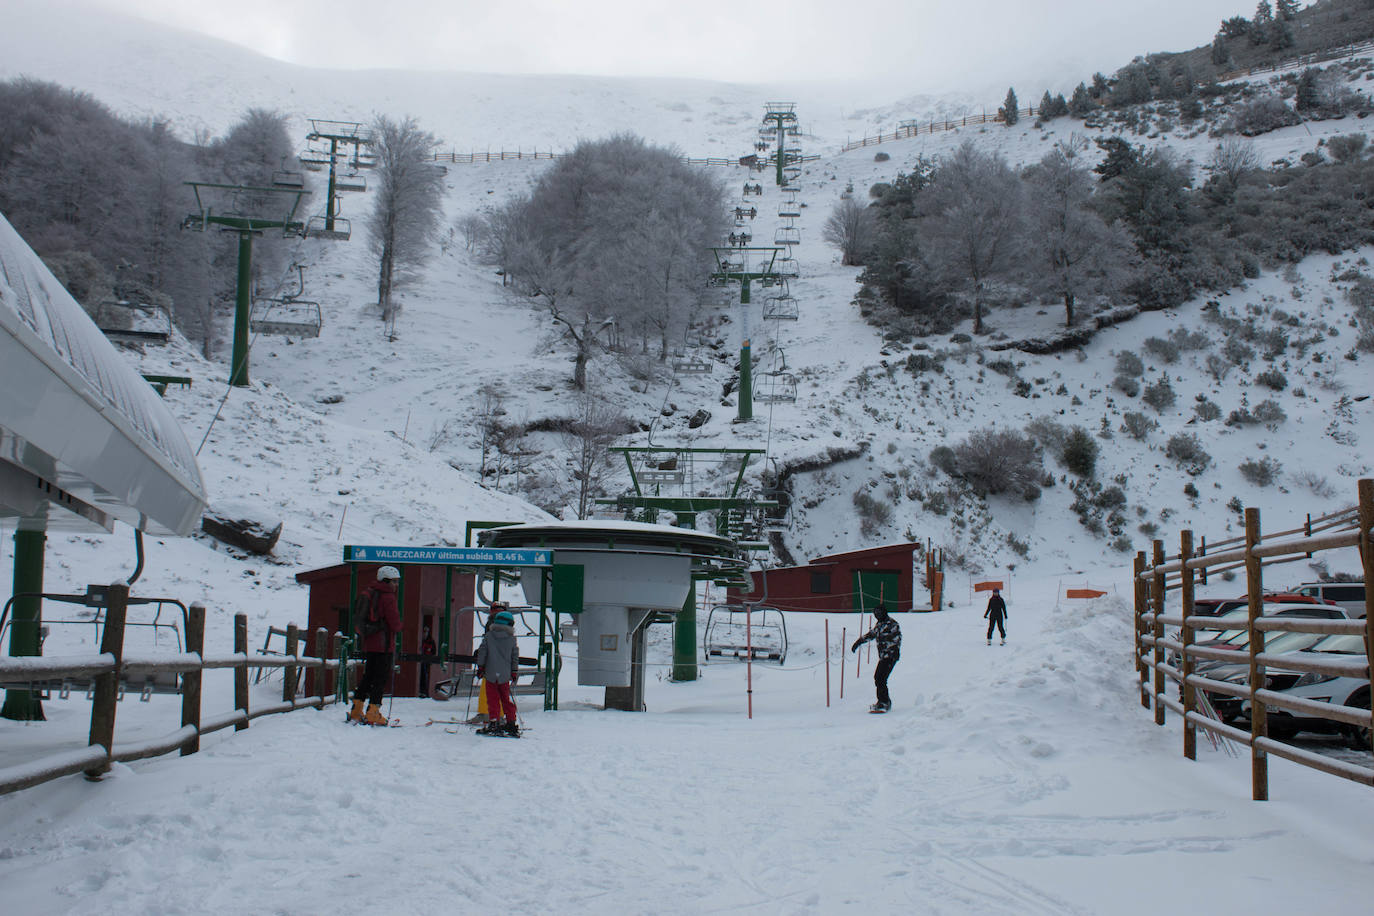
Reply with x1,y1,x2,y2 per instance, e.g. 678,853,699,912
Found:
1276,0,1298,21
1295,67,1321,112
1039,90,1055,120
1211,34,1229,66
1250,1,1273,44
1069,82,1094,117
1090,73,1110,99
1000,87,1020,125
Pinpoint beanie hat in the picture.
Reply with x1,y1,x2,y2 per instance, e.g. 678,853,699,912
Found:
493,610,515,626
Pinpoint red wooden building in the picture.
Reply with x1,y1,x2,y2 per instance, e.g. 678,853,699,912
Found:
726,542,943,612
294,562,476,697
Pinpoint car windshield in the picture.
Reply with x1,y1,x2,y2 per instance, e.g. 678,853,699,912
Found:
1306,633,1367,654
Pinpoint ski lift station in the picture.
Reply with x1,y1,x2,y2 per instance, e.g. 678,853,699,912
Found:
0,212,208,722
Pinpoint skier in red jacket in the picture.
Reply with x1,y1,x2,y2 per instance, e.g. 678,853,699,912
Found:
348,566,402,726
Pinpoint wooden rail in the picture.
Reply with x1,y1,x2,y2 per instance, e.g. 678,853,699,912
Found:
429,150,785,168
1217,37,1374,83
840,108,1041,153
1133,478,1374,798
0,591,358,796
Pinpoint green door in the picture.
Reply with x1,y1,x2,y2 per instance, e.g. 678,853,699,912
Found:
852,570,899,612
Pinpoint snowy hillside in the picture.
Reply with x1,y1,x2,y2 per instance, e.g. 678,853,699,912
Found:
3,7,1374,913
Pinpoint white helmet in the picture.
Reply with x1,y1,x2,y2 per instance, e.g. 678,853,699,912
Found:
377,566,400,582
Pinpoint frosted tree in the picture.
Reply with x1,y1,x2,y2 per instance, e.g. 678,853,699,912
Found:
1023,142,1137,327
822,197,877,265
1276,0,1299,20
487,133,725,388
367,115,445,337
920,141,1025,335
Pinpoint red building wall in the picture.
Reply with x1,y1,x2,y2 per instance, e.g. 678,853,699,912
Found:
295,563,475,697
727,543,920,613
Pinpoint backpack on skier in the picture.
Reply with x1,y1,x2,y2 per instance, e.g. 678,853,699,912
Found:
354,588,382,639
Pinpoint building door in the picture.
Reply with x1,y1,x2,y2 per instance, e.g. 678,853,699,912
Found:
852,570,899,612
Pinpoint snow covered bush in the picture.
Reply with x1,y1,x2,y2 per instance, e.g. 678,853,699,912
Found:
1114,350,1144,377
1193,395,1222,421
947,428,1044,498
1113,374,1140,397
1238,457,1282,486
1230,94,1300,136
1120,411,1157,440
1166,433,1212,475
1141,377,1176,412
1255,368,1287,390
1143,336,1180,363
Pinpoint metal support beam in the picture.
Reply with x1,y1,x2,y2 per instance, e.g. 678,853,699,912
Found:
1,527,46,721
738,340,753,422
230,231,254,388
672,511,698,682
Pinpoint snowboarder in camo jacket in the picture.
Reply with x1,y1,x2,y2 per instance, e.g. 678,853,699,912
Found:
851,604,901,712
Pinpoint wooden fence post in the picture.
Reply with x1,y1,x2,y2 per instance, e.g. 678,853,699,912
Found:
234,613,249,731
1152,539,1166,726
1135,551,1149,709
1245,507,1268,801
181,603,205,756
1180,530,1196,761
315,627,328,704
84,582,128,779
1358,479,1374,751
284,623,299,703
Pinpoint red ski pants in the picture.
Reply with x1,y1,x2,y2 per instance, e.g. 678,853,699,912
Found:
484,679,517,723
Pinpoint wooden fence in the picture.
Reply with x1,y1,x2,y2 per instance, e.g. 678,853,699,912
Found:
430,150,769,167
840,108,1040,153
1134,479,1374,799
1217,37,1374,83
0,583,356,796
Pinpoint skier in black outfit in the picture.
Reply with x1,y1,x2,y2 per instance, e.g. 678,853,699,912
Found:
984,588,1008,645
851,604,901,711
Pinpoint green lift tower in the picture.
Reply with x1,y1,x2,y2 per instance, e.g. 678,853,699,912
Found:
709,247,783,422
761,102,798,187
182,182,307,387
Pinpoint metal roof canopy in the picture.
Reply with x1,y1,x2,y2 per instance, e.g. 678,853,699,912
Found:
0,213,207,535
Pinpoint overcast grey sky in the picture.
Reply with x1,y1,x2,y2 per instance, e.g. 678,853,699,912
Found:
89,0,1252,90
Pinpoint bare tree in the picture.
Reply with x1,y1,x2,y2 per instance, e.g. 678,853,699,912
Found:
1206,136,1260,201
921,141,1025,335
822,197,877,266
1023,143,1137,326
368,115,445,336
557,385,627,519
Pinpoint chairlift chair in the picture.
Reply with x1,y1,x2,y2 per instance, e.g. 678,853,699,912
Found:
762,293,799,321
307,215,352,241
352,151,378,169
703,604,788,664
298,149,331,172
754,371,798,403
249,298,323,339
774,227,801,246
671,351,713,374
334,172,366,193
778,202,800,218
272,162,305,188
777,258,800,279
95,300,173,345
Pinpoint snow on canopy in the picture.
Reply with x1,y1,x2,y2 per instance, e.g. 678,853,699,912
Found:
0,211,206,535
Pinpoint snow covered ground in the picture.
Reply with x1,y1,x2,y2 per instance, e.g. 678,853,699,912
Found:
2,4,1374,913
4,573,1374,914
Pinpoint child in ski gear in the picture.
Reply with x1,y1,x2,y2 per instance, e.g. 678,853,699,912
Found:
984,588,1008,645
419,624,437,698
349,566,402,725
851,604,901,711
475,605,520,736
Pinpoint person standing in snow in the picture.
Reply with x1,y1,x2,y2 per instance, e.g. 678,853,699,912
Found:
475,604,521,737
349,565,402,726
984,588,1008,645
419,624,437,698
851,604,901,712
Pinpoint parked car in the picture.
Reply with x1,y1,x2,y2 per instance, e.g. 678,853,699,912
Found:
1292,581,1367,618
1236,632,1371,748
1192,593,1337,617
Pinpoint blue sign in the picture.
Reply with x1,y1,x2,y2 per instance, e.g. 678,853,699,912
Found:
344,545,552,567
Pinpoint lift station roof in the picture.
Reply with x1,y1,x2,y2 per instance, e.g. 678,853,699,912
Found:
0,212,207,535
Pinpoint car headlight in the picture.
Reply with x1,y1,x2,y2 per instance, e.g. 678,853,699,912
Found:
1291,673,1337,688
